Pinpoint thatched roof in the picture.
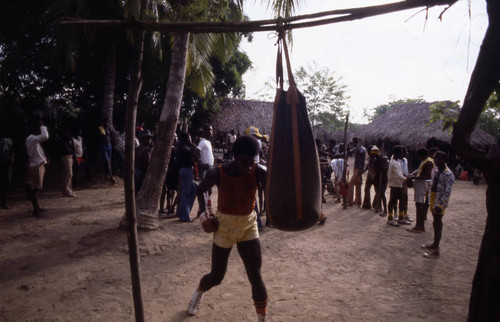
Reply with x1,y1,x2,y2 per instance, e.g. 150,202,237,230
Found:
211,98,350,144
211,98,274,136
354,101,497,150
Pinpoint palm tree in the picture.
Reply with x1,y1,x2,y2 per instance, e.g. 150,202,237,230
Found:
132,0,262,229
131,0,301,230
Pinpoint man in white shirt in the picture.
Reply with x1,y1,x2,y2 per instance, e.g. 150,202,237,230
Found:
226,129,236,158
396,146,412,222
387,146,409,226
25,120,49,217
197,125,214,180
330,154,344,203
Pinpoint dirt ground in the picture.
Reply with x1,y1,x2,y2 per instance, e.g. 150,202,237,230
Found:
0,171,486,321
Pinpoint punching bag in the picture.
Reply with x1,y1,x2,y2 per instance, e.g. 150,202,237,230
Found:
265,38,322,231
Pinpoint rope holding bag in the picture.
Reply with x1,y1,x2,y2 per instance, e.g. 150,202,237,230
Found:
265,34,322,231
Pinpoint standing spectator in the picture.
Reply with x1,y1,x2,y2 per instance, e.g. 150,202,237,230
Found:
25,120,49,217
421,151,455,258
407,147,435,233
386,146,408,226
315,138,327,157
246,126,265,228
97,119,116,184
159,133,179,217
246,126,263,163
226,129,236,159
260,135,270,165
0,137,14,209
60,129,76,197
330,150,345,204
72,129,89,187
325,139,337,158
113,131,125,177
188,135,268,321
346,137,366,207
362,146,380,209
72,130,84,167
316,141,329,225
134,126,143,148
197,125,214,180
176,131,197,223
375,154,389,216
134,129,153,192
397,146,411,222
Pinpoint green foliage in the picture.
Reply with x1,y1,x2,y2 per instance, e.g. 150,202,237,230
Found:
265,0,300,18
211,51,251,98
485,82,500,109
428,101,460,134
293,64,349,131
479,82,500,138
365,97,425,122
0,0,264,147
185,46,251,131
478,106,500,139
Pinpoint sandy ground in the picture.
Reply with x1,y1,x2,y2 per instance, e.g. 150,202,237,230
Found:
0,172,486,321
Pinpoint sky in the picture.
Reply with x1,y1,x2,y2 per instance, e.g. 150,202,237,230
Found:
239,0,488,123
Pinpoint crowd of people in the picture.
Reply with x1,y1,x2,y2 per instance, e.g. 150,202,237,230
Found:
1,120,459,322
316,136,455,260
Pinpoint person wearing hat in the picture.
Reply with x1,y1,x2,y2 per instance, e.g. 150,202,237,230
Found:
245,126,265,229
362,145,381,210
246,126,262,164
134,129,153,191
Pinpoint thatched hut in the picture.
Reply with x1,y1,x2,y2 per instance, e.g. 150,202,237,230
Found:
354,101,497,170
210,98,348,147
210,98,273,141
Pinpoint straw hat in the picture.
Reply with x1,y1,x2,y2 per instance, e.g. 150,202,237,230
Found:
246,126,262,138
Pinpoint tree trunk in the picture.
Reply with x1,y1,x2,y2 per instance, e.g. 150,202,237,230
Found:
450,1,500,320
135,31,190,230
123,29,146,321
102,41,120,141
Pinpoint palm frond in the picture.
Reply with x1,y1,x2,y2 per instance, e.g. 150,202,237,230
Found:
186,59,215,97
264,0,301,18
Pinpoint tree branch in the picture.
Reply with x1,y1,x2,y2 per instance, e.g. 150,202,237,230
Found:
60,0,459,34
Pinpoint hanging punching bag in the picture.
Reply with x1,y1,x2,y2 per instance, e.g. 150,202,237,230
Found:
265,38,322,231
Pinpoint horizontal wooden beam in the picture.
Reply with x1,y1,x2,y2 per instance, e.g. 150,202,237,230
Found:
60,0,459,33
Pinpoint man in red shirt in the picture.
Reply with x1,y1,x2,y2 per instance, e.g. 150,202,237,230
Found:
187,135,268,322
